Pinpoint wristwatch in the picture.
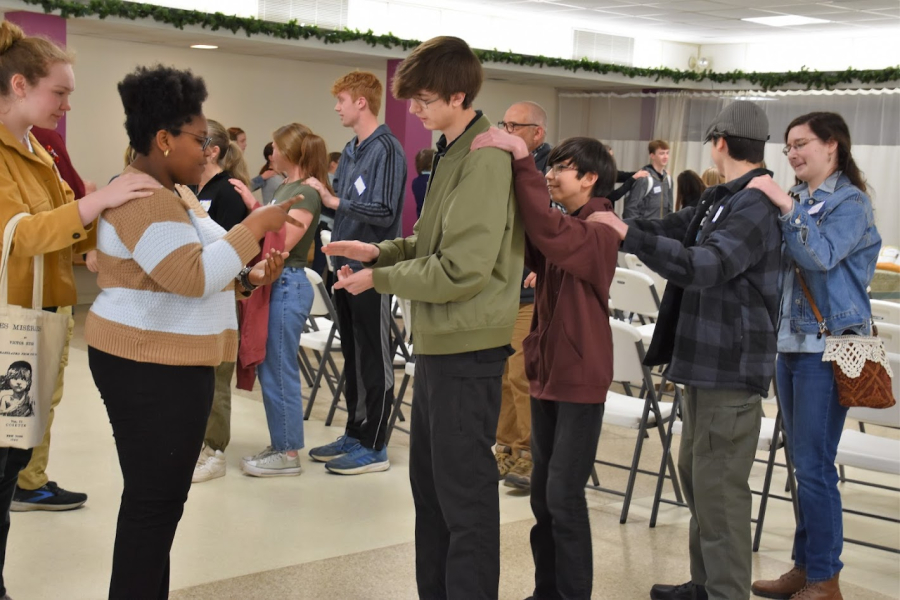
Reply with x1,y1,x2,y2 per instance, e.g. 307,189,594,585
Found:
238,266,258,292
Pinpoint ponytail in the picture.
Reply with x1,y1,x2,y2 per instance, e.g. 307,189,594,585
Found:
221,140,250,187
0,21,72,99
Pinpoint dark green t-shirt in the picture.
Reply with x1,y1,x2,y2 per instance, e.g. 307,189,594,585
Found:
272,181,322,269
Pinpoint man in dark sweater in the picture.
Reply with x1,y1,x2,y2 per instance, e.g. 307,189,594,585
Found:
589,101,782,600
305,71,407,475
473,129,619,599
494,100,552,491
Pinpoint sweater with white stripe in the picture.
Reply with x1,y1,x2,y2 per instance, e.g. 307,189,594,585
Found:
85,168,260,366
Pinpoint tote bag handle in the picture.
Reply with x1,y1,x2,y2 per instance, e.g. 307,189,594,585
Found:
0,213,45,310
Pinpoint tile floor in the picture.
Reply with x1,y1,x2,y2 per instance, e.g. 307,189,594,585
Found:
4,308,899,599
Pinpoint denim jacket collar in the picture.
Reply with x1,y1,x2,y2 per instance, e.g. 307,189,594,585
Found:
789,170,845,203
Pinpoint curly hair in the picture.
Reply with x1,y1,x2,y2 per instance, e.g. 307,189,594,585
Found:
117,65,208,155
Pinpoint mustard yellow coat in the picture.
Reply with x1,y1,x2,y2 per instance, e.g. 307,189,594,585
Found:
0,124,94,309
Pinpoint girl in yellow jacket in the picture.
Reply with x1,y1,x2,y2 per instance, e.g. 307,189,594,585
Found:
0,20,159,599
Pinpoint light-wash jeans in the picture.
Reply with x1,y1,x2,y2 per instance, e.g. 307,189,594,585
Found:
258,267,314,451
777,352,848,582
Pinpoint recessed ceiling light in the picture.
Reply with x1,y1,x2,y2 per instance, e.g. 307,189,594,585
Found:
190,44,218,50
742,15,831,27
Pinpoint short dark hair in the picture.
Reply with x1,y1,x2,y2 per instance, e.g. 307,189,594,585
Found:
118,65,208,155
415,148,435,175
711,135,765,164
328,152,342,164
548,137,617,198
392,36,482,109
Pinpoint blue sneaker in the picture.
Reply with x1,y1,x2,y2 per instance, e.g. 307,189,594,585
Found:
308,435,361,463
325,445,390,475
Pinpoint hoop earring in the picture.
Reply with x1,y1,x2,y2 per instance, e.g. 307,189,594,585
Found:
164,149,170,157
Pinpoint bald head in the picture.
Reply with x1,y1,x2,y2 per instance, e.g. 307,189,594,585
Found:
503,101,548,152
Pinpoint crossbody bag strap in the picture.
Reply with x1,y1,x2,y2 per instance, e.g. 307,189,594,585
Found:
795,268,830,337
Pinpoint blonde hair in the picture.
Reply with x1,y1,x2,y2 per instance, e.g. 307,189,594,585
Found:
701,167,724,187
123,145,137,168
208,119,250,186
0,21,73,98
272,122,332,194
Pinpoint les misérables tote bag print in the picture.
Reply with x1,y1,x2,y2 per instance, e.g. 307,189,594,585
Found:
0,213,69,448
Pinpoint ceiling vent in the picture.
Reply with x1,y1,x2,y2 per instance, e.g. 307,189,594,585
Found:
258,0,348,29
573,30,634,66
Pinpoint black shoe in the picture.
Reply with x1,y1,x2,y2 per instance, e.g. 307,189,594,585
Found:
11,481,87,512
650,581,708,600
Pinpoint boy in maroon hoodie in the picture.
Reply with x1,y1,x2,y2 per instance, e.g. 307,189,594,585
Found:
472,130,619,599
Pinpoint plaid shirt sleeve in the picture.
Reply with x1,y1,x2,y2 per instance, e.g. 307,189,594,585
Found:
623,190,777,291
626,206,694,242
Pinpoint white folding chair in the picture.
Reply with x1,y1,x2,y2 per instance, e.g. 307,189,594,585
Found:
649,373,798,552
300,268,344,421
587,318,682,524
386,298,414,445
623,253,667,297
870,299,900,326
320,229,334,273
609,267,659,347
876,322,900,354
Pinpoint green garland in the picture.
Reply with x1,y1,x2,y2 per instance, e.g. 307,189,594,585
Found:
18,0,900,90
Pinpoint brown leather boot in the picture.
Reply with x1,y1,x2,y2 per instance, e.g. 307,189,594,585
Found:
790,573,842,600
751,567,806,599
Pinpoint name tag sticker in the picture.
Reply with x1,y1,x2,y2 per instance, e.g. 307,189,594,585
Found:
199,200,212,212
712,205,724,222
354,176,366,195
653,186,662,194
808,202,825,215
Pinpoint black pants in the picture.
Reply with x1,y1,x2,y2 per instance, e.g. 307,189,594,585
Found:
334,288,395,450
89,347,214,600
410,348,509,600
0,446,32,596
530,398,605,600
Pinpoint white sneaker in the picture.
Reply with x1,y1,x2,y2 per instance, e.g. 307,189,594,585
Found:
193,449,226,483
241,450,302,477
243,446,274,462
196,443,215,466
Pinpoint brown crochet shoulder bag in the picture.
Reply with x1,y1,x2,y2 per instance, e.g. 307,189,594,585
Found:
797,270,895,409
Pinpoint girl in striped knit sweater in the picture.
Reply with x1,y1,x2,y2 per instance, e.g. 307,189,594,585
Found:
86,65,300,600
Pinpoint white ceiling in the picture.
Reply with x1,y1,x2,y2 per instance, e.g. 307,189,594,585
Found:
1,0,896,91
468,0,900,42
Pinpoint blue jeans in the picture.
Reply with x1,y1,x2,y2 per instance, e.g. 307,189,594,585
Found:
777,352,848,582
258,267,314,451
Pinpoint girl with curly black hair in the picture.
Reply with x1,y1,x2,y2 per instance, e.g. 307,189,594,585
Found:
85,64,300,599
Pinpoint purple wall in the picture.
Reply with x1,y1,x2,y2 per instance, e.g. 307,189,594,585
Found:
384,59,433,237
5,12,68,140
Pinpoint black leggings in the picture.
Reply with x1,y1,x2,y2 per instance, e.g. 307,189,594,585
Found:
89,347,214,600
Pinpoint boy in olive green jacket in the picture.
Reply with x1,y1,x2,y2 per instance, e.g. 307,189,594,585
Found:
324,36,523,600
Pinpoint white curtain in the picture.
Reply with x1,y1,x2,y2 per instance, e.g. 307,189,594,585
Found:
558,89,900,244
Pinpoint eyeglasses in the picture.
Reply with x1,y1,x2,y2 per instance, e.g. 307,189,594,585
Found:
549,163,578,175
410,96,441,110
498,121,539,134
175,129,213,151
782,138,817,156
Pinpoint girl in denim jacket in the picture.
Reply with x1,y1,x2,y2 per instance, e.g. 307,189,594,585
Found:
747,112,881,600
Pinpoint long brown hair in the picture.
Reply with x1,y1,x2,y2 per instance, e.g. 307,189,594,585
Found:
785,112,867,194
272,123,333,194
